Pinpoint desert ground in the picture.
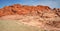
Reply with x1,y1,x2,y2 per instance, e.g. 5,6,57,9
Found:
0,14,60,31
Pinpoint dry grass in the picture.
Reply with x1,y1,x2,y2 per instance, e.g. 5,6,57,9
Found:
0,20,45,31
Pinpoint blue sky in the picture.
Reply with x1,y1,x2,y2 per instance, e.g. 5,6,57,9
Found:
0,0,60,8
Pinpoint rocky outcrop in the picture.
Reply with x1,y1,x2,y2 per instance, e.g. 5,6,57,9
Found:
53,8,60,17
0,4,60,31
0,4,51,17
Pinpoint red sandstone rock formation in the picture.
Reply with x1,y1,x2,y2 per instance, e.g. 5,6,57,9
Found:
0,4,52,17
0,4,60,30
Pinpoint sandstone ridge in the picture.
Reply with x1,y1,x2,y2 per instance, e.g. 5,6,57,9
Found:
0,4,52,17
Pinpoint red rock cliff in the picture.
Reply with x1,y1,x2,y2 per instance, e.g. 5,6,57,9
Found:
0,4,59,17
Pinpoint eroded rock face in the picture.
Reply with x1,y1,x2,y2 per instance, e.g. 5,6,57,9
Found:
0,4,51,16
0,4,60,30
53,8,60,17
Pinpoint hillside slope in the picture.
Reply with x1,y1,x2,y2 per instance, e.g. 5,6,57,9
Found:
0,4,60,31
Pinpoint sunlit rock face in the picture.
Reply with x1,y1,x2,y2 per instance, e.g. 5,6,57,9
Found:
0,4,60,30
0,4,52,16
